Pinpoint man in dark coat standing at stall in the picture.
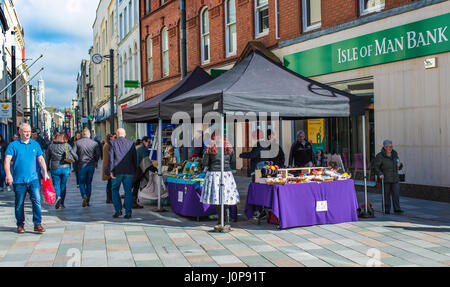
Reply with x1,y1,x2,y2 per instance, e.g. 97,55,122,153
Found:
107,128,137,219
288,130,313,168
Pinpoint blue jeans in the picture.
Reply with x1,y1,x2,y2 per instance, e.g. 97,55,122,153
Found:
0,164,5,188
51,168,71,206
112,174,133,215
78,165,95,203
14,179,42,227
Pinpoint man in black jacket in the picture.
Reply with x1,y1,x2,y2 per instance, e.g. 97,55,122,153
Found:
288,130,313,168
107,128,137,219
73,129,101,207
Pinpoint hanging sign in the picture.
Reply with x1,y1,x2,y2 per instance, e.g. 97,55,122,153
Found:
0,102,12,118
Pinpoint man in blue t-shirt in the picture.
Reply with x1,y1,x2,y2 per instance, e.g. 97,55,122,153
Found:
4,123,49,234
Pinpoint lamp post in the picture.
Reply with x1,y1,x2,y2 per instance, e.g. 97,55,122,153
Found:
91,49,115,135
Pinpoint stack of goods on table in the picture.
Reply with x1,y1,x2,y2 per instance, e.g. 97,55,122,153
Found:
266,168,351,185
166,158,206,182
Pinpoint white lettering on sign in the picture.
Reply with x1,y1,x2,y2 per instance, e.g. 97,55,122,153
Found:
178,191,183,203
337,25,448,64
316,201,328,212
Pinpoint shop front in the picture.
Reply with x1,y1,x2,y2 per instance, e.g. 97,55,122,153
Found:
278,8,450,193
93,102,117,140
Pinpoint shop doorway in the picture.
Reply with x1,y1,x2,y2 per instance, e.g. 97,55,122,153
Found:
327,77,375,179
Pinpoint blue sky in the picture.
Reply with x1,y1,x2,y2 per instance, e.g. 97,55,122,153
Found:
14,0,99,109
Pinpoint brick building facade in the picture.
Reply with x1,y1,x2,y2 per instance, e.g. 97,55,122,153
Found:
137,0,450,196
139,0,419,100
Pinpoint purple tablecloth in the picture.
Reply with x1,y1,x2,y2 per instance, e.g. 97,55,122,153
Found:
245,180,359,229
167,182,217,217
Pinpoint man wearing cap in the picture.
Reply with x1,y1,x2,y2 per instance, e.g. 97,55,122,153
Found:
4,123,49,233
373,139,404,214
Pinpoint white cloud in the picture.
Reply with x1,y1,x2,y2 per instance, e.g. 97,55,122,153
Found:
14,0,99,108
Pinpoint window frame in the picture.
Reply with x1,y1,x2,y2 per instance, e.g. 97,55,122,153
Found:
200,7,210,64
161,27,169,77
145,0,151,15
302,0,322,32
147,36,153,81
225,0,237,57
359,0,385,16
254,0,269,38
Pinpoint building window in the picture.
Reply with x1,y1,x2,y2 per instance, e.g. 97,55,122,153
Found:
360,0,385,15
200,7,210,64
129,1,133,29
134,42,139,81
124,7,128,35
110,12,114,38
225,0,237,57
302,0,321,31
147,37,153,81
119,13,123,40
255,0,269,37
145,0,151,14
134,0,138,25
161,0,167,6
162,28,169,77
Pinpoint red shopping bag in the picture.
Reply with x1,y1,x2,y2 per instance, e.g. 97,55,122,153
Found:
41,178,56,205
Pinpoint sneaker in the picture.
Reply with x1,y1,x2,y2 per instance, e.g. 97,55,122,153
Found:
55,197,62,209
124,214,132,219
61,204,65,209
394,210,404,214
34,225,46,233
82,195,87,207
113,211,123,218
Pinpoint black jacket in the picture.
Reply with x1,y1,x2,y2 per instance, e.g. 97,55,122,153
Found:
107,137,137,176
0,140,7,164
288,140,313,167
202,149,235,172
73,137,101,167
46,143,78,170
373,148,401,183
240,141,285,175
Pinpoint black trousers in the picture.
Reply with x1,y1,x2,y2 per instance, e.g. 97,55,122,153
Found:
383,182,401,212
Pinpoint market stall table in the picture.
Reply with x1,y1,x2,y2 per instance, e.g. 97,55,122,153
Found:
166,177,216,219
245,179,359,229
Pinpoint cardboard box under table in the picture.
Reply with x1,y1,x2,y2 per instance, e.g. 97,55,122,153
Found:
245,179,359,229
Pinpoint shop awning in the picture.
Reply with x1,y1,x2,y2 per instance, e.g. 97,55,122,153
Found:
161,51,369,120
122,66,212,123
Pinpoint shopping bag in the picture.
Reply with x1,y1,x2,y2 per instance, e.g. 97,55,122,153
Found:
41,178,56,205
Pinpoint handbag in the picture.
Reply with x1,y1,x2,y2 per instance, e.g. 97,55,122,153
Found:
64,144,76,164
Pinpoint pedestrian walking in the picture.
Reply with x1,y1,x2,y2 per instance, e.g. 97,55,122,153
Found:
132,136,153,209
373,139,404,215
46,133,78,209
4,123,49,234
201,132,239,226
0,134,9,191
106,128,137,219
70,131,81,188
73,129,101,207
101,133,116,204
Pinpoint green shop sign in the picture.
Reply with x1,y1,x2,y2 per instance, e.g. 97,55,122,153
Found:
284,13,450,77
124,80,140,88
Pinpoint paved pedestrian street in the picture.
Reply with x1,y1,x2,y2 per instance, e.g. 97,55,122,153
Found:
0,167,449,267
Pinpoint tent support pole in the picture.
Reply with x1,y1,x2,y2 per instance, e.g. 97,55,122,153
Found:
153,119,166,212
359,113,373,218
214,113,230,232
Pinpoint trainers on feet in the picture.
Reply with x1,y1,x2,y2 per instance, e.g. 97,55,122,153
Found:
82,196,87,207
124,214,132,219
113,211,123,218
